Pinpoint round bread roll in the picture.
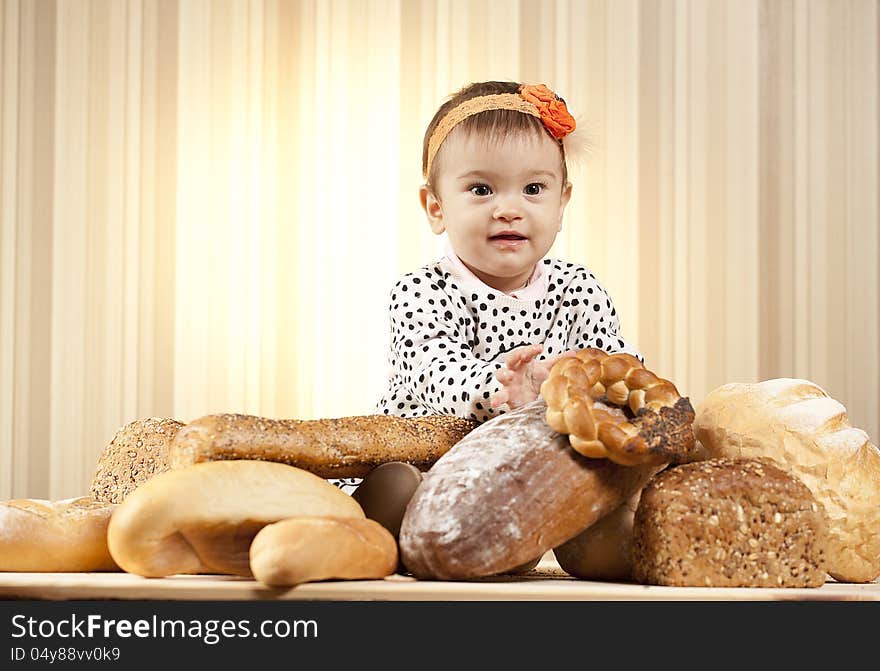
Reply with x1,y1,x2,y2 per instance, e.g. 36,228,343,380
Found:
107,460,364,577
693,378,880,583
352,461,423,539
632,458,828,588
0,497,118,572
90,417,185,504
250,517,398,587
553,492,643,581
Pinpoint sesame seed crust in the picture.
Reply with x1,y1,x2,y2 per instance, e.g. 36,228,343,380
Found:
89,417,185,504
168,413,479,479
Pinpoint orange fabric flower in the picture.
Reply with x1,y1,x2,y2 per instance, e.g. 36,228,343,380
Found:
520,84,557,106
519,84,576,140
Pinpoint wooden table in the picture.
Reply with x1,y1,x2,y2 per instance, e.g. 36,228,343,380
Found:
2,558,878,601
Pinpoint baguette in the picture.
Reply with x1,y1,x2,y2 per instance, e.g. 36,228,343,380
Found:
0,497,118,572
250,517,398,587
398,399,658,580
107,460,364,577
169,413,477,479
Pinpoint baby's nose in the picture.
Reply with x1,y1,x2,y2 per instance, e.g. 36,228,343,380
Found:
493,198,523,221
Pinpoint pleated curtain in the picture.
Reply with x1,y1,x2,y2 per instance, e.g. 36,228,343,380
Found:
1,0,877,498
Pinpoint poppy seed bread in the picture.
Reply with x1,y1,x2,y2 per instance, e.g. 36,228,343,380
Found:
632,458,828,588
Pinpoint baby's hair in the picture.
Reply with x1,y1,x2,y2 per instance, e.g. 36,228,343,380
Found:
422,80,570,189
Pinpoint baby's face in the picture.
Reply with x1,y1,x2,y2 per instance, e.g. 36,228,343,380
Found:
426,129,571,293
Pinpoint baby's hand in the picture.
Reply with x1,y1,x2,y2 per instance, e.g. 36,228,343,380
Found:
490,344,579,410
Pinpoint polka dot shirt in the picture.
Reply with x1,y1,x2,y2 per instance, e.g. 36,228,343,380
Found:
374,253,642,423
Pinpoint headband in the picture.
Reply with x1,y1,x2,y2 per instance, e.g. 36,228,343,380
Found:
424,84,577,179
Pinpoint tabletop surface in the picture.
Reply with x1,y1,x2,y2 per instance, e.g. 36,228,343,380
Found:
1,558,878,601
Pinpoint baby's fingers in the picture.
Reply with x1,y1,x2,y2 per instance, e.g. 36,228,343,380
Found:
507,343,543,369
490,389,509,409
495,368,515,384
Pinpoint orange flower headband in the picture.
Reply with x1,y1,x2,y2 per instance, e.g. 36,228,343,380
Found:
424,84,578,178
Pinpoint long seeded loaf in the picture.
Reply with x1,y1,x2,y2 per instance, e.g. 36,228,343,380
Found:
169,413,477,479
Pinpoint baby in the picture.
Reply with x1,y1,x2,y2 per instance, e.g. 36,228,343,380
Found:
374,80,642,423
333,80,643,494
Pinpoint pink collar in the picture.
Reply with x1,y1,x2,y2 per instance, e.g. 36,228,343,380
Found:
442,241,547,300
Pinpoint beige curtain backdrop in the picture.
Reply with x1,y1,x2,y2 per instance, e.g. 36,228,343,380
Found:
1,0,877,499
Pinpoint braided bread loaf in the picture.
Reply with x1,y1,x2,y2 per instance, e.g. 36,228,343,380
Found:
540,348,696,465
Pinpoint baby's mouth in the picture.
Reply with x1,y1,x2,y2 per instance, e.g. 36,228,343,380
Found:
489,232,527,241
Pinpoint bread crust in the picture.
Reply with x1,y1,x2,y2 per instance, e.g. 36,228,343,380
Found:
169,413,477,478
541,348,696,465
632,458,828,587
107,460,364,577
553,493,643,581
250,517,398,587
694,378,880,583
398,399,658,579
90,417,184,504
0,497,118,572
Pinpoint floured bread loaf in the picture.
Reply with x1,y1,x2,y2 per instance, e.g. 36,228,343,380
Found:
694,378,880,583
250,517,398,587
0,497,118,572
398,399,658,580
91,417,184,503
107,460,364,577
632,458,828,587
170,413,477,479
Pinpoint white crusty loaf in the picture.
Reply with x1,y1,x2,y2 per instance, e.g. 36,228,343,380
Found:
107,460,364,577
693,378,880,583
0,497,119,572
250,517,398,587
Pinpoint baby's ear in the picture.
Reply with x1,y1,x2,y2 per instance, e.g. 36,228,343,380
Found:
558,181,573,230
419,184,445,235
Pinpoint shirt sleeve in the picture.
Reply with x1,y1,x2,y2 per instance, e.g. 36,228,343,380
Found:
385,276,505,422
569,272,644,363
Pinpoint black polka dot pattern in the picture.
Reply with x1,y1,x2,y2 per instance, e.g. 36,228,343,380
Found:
376,259,642,422
374,258,642,423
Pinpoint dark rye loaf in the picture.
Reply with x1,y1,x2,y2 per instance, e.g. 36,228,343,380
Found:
632,458,828,587
398,399,659,580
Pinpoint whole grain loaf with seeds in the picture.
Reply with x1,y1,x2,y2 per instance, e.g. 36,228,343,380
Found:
632,457,828,588
90,417,185,504
168,413,478,479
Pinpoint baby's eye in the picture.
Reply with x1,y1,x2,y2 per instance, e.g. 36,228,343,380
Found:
469,184,492,197
524,183,546,196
